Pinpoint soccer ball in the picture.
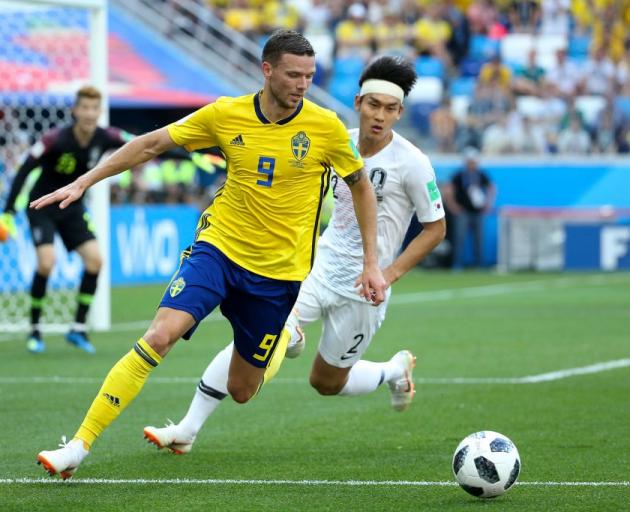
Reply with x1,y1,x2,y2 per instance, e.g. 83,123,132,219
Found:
452,430,521,498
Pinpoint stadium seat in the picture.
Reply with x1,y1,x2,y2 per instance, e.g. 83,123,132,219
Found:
500,34,534,67
450,95,471,123
414,56,445,79
308,33,334,71
332,56,365,79
468,34,500,61
449,76,476,97
407,76,443,104
328,74,358,108
568,35,590,60
535,34,567,72
614,96,630,120
459,57,484,77
516,95,544,118
408,101,440,136
575,95,606,126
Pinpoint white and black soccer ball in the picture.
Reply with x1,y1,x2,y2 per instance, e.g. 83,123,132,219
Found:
452,430,521,498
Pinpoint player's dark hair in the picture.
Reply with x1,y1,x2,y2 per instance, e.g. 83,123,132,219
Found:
358,56,417,97
75,85,102,105
262,29,315,66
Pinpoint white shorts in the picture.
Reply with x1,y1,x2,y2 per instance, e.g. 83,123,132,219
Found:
296,273,388,368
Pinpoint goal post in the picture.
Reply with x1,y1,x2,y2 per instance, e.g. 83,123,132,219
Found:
0,0,110,332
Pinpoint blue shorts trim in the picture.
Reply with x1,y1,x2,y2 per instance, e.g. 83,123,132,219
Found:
159,242,300,368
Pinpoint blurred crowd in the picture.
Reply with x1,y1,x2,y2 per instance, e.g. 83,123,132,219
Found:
182,0,630,155
109,153,227,207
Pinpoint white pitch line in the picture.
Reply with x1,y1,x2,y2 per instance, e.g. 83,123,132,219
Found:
1,274,627,343
414,359,630,385
389,274,627,306
0,478,628,487
0,359,628,386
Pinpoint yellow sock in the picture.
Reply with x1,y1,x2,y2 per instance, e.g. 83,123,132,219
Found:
261,328,290,387
74,338,162,448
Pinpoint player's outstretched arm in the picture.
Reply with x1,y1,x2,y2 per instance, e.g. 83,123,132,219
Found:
345,168,387,305
383,218,446,287
30,127,177,210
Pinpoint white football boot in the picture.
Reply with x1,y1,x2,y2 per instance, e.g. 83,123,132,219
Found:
37,436,89,480
143,420,195,455
284,309,306,359
387,350,417,412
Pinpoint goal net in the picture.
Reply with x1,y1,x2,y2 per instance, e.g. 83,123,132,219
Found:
497,206,623,272
0,0,110,333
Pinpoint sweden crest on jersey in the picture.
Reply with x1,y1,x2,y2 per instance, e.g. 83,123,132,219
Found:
291,131,310,161
170,277,186,297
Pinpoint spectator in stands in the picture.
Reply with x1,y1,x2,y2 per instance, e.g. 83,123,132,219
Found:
302,0,333,36
545,47,581,98
478,53,512,92
616,41,630,95
536,81,567,132
261,1,302,35
374,8,412,57
538,0,570,36
443,147,496,269
443,0,470,66
482,116,513,153
400,0,422,24
334,3,374,59
412,3,453,66
512,48,545,96
466,0,498,35
617,123,630,153
367,0,388,24
591,4,626,63
223,0,261,40
580,45,617,97
507,113,547,153
508,0,539,34
455,80,510,151
557,114,591,154
592,107,619,154
430,97,458,152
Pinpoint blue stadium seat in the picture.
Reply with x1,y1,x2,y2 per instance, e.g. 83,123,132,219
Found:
615,96,630,120
414,56,445,79
328,75,358,108
468,34,499,60
449,77,476,97
333,56,365,78
459,57,483,77
568,35,590,60
408,101,439,136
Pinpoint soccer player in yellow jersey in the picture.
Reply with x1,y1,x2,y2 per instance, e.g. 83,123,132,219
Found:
143,57,446,456
31,29,386,479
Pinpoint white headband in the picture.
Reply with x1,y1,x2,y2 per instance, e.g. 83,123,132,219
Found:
359,79,405,103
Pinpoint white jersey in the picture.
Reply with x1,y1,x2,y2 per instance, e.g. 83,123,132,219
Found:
311,129,445,301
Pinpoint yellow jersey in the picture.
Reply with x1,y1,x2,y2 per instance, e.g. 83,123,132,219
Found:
168,93,363,281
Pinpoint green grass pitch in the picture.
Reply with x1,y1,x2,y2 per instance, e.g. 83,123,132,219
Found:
1,271,629,511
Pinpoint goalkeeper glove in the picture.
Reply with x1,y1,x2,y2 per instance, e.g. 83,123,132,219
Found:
0,212,17,241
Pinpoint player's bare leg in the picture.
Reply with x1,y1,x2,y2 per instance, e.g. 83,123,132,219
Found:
144,328,293,454
310,350,416,411
227,347,267,404
37,307,194,478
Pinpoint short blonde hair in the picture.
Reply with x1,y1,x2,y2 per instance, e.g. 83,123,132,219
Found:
75,85,102,105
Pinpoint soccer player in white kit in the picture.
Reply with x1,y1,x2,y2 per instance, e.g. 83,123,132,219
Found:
143,56,446,454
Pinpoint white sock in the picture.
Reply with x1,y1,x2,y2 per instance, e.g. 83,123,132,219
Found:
177,342,232,439
337,360,383,396
285,309,303,345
